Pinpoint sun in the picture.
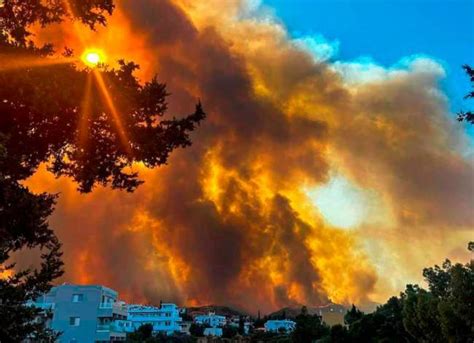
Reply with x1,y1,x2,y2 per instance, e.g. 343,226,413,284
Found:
81,49,105,67
85,52,100,65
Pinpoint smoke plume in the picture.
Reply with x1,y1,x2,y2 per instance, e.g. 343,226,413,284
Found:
23,0,473,313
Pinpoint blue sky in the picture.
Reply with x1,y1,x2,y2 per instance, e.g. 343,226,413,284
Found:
264,0,474,114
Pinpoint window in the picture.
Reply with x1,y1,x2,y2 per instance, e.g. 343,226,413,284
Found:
72,294,84,303
69,317,80,326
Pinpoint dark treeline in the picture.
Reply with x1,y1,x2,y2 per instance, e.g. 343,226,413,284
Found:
457,65,474,124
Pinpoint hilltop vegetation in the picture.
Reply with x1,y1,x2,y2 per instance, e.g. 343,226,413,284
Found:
128,243,473,342
268,304,347,327
186,305,248,318
250,242,474,342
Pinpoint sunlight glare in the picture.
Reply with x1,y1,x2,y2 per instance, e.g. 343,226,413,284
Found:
306,175,374,229
81,50,105,67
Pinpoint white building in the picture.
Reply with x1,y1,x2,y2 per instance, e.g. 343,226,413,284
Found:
194,312,226,328
204,327,223,337
264,319,296,333
127,303,182,335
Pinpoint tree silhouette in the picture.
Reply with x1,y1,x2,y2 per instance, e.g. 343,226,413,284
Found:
0,0,204,340
457,65,474,124
344,304,364,326
189,323,205,337
342,242,474,342
291,306,329,342
0,0,114,45
126,323,153,342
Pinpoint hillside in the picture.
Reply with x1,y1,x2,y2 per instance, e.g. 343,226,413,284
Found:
268,304,347,326
186,305,249,317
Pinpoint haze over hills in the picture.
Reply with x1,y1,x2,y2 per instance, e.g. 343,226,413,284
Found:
184,303,359,326
186,305,249,317
268,304,347,326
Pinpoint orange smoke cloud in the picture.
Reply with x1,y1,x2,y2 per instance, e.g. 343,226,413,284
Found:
22,0,473,314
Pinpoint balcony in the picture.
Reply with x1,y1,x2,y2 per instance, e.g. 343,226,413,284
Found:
96,324,110,332
97,302,127,317
95,323,127,341
97,320,133,333
111,320,134,333
99,301,115,308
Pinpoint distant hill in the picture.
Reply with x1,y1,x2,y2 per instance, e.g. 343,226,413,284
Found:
268,304,347,326
184,303,382,326
184,304,347,325
186,305,249,317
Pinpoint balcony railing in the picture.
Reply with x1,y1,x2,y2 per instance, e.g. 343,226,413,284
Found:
99,302,113,309
97,320,133,333
96,324,110,331
98,302,127,316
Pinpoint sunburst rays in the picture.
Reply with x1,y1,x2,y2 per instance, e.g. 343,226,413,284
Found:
77,73,93,148
0,53,71,72
93,70,131,152
62,0,130,151
0,0,132,154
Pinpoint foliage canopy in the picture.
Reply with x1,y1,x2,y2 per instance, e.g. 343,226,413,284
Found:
0,0,204,340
